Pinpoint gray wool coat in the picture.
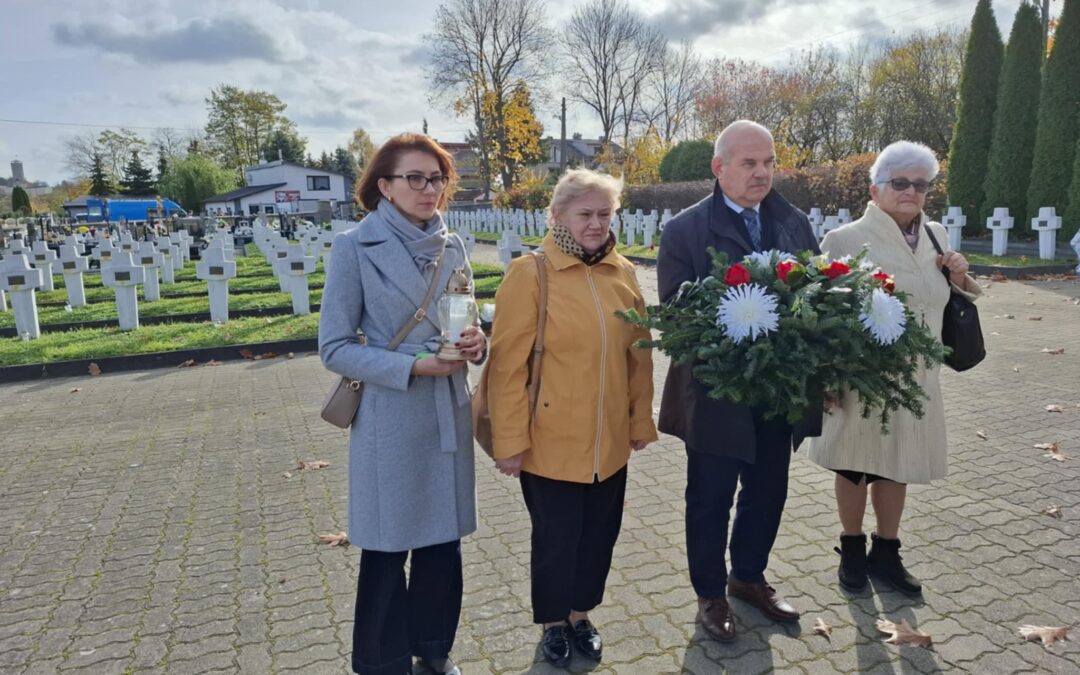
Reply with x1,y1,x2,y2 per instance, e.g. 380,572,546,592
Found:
319,215,477,553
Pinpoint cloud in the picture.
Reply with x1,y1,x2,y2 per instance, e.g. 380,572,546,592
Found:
650,0,801,41
51,12,308,64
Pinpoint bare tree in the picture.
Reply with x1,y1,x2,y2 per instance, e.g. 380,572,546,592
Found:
644,40,705,143
564,0,665,151
63,128,147,180
427,0,552,191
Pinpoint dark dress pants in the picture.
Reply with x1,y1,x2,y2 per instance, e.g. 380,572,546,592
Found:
520,467,628,624
685,413,792,599
352,540,462,675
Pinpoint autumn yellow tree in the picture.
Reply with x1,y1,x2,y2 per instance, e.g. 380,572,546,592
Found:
468,81,544,189
622,127,668,184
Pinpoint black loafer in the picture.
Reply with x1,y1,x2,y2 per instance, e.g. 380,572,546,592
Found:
572,619,602,661
541,622,572,668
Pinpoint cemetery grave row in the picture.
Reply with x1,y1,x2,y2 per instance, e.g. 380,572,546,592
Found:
448,204,1080,265
0,221,505,371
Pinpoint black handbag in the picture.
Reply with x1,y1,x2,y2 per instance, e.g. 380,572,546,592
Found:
924,227,985,372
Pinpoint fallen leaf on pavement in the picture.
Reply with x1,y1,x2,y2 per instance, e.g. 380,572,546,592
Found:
1041,347,1066,355
990,273,1008,282
298,460,330,471
1034,442,1058,451
282,471,292,479
1040,505,1063,519
1046,404,1064,413
70,387,81,393
1013,366,1020,372
1028,316,1043,321
976,430,988,440
991,331,1001,336
205,360,222,366
88,363,101,376
318,532,349,547
1034,443,1070,461
877,618,932,648
177,359,197,368
239,348,255,359
253,351,278,360
814,618,833,641
1019,624,1069,648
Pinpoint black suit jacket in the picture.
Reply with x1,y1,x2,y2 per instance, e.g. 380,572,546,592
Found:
656,182,823,462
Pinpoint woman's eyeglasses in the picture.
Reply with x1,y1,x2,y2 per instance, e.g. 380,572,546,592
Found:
880,178,932,194
385,174,449,191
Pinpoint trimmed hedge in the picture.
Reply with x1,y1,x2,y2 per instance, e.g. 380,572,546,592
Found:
659,141,714,182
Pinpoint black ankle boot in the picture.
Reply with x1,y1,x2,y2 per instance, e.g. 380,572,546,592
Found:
867,533,921,595
835,533,868,591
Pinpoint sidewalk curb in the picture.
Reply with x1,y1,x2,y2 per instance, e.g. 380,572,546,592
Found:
0,338,320,384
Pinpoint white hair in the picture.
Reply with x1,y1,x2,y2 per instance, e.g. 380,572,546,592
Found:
546,167,623,224
869,141,940,185
713,120,774,160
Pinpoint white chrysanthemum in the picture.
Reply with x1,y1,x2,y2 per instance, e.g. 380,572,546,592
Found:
716,284,780,343
859,289,907,345
743,249,795,269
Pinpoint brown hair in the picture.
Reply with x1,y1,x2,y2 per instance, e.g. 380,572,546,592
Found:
355,133,459,212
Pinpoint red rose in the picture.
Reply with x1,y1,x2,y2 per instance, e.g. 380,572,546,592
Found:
822,261,851,279
873,271,896,293
776,259,804,283
723,263,751,286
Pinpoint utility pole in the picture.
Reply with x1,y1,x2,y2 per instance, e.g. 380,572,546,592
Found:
559,97,567,174
1043,0,1052,53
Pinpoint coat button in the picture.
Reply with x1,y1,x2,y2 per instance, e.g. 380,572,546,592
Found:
543,402,549,407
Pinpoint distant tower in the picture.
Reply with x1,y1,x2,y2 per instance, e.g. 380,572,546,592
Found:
10,159,25,183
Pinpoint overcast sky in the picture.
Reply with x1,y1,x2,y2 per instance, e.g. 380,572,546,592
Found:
1,0,1031,184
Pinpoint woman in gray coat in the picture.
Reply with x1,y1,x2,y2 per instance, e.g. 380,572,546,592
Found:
319,133,485,675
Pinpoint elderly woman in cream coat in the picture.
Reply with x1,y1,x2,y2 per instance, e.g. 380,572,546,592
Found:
808,141,980,596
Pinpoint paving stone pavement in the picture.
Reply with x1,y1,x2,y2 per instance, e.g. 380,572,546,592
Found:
1,258,1078,675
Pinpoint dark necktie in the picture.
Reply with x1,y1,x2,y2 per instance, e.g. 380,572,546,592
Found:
741,208,762,250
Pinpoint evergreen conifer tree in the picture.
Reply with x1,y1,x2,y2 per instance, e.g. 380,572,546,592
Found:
88,153,113,196
983,2,1044,229
120,151,156,195
1027,0,1080,226
11,185,31,214
946,0,1003,228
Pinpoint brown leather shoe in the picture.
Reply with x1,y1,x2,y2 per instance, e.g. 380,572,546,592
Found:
696,596,736,641
727,579,800,622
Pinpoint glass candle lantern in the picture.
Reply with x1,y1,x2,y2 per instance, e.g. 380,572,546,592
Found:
436,268,479,360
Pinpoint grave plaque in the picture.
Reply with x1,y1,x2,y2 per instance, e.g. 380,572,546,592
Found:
210,265,224,276
116,271,130,282
141,256,154,265
8,275,24,286
63,261,76,271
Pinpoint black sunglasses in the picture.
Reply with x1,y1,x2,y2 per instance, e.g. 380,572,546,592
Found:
880,178,933,194
384,174,448,191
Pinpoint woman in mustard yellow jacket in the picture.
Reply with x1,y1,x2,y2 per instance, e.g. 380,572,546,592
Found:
486,168,658,668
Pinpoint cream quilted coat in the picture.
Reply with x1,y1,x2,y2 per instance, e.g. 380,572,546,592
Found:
807,202,981,484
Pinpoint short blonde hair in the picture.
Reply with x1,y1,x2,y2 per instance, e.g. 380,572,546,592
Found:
547,168,623,225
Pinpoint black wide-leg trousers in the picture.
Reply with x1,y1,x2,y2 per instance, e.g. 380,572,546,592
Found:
351,540,462,675
520,467,628,624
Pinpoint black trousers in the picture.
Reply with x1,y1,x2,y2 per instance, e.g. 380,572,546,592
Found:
520,467,627,624
685,414,792,599
352,540,462,675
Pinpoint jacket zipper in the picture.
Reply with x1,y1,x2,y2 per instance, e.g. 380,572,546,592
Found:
585,267,607,479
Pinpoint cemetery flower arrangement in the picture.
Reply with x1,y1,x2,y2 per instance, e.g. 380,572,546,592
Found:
617,248,947,429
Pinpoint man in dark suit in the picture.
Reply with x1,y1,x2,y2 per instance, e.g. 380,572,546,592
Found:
657,120,821,642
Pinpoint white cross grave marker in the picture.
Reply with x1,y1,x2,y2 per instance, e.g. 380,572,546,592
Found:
30,241,58,292
941,207,966,251
101,251,146,331
0,253,44,338
57,244,90,307
277,243,317,315
195,245,238,323
1031,207,1062,260
136,241,165,302
986,207,1014,256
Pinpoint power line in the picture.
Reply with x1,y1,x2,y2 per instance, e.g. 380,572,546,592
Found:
760,0,977,60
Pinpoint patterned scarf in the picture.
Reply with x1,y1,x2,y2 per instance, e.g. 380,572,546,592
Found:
551,222,616,266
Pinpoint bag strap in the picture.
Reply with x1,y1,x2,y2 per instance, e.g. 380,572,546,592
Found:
526,252,548,416
387,248,447,352
921,225,953,284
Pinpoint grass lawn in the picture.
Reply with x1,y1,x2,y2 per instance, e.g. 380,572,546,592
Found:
964,252,1077,268
0,314,319,366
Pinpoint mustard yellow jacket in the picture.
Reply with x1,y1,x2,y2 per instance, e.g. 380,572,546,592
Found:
487,234,658,483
